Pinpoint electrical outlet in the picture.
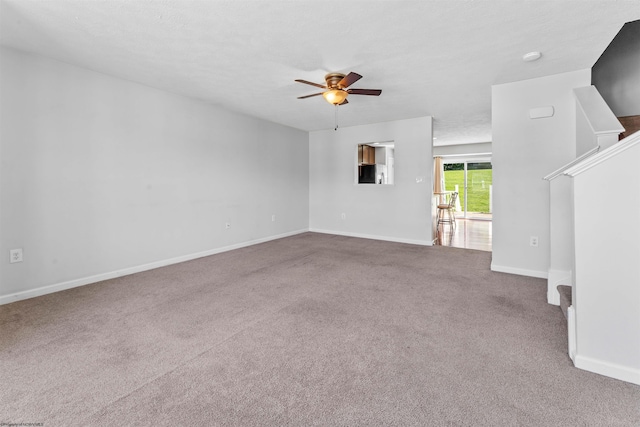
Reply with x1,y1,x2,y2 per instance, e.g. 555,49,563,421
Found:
10,248,23,263
530,236,538,247
341,213,346,220
225,222,231,229
272,214,276,222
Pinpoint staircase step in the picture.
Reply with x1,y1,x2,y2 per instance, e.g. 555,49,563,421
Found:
557,285,572,320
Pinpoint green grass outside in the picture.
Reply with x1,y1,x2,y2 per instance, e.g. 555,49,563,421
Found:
443,169,493,213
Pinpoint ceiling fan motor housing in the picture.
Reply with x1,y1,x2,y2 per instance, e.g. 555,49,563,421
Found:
325,73,346,89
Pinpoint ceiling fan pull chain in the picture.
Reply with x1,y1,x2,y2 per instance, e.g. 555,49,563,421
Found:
334,104,339,131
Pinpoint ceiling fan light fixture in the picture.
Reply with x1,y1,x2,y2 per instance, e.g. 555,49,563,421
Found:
323,89,348,105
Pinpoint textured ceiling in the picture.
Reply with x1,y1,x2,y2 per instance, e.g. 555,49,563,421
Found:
1,0,638,145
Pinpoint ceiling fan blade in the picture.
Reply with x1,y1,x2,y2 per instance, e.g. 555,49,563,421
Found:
295,79,327,89
348,88,382,96
297,92,325,99
339,98,349,105
338,72,362,88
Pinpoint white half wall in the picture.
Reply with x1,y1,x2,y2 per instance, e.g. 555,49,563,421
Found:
491,69,591,278
0,47,309,302
309,117,433,245
570,137,640,385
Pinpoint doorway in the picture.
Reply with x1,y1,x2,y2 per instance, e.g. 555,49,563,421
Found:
443,160,492,220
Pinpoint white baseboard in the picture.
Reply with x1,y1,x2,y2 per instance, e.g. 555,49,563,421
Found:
490,263,548,279
575,354,640,386
309,228,432,247
547,268,572,306
0,229,308,306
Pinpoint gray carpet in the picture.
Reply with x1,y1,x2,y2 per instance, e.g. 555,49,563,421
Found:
1,232,639,426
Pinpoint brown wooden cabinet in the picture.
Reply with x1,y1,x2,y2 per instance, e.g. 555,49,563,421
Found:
358,144,375,165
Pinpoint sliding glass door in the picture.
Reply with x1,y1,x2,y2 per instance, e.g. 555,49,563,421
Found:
443,160,492,220
466,162,492,219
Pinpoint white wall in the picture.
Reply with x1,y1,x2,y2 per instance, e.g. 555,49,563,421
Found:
0,47,309,301
547,175,574,303
491,69,591,278
575,100,599,157
309,117,433,245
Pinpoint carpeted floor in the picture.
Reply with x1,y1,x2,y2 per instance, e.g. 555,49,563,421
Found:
2,232,639,426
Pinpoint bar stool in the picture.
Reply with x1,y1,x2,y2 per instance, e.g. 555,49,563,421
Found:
437,191,458,229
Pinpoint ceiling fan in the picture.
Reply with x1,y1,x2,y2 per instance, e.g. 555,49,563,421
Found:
295,72,382,105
